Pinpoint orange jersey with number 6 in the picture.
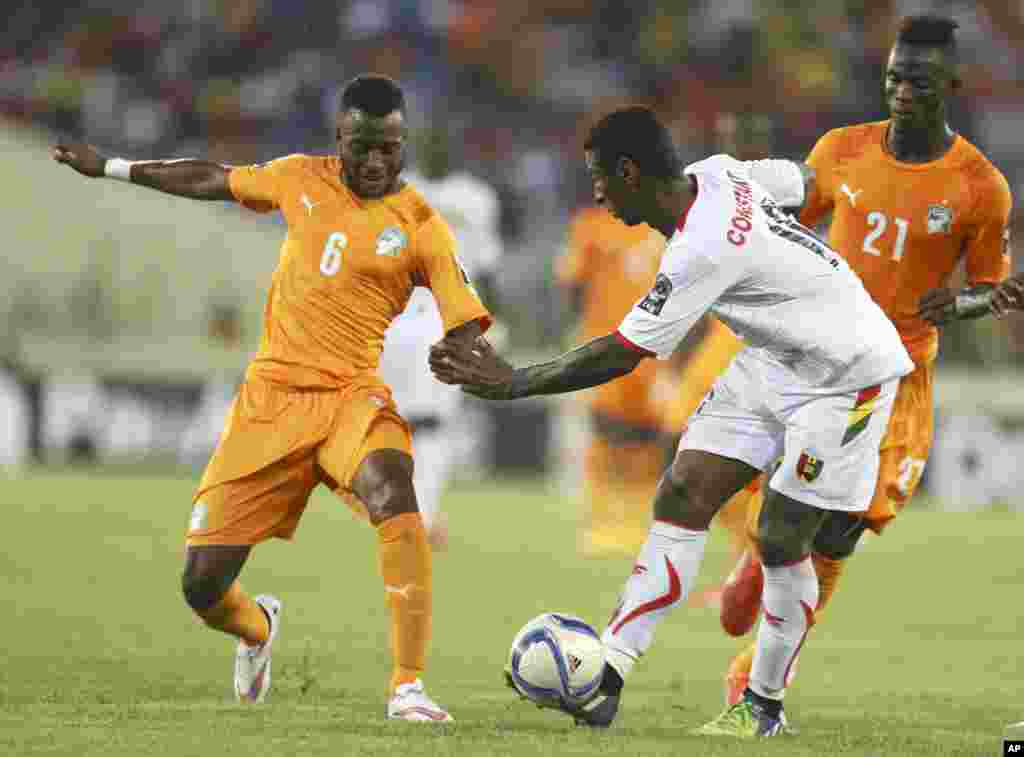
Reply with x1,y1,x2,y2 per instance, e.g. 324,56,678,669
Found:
800,121,1011,363
229,154,491,389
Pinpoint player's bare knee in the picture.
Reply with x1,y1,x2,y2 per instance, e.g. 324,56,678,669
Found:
812,513,866,559
757,531,808,567
354,450,417,525
181,567,231,614
654,466,718,528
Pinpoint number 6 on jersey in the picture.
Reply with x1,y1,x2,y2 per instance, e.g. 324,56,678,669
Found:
320,232,348,276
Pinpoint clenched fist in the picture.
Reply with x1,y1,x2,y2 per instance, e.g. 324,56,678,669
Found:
52,143,107,178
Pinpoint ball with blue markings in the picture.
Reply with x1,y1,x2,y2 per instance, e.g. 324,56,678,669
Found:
507,613,605,709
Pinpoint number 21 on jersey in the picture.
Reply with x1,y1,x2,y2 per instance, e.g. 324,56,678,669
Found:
320,232,347,276
863,212,909,261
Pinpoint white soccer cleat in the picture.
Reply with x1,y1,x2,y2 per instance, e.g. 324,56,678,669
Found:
386,679,454,722
234,595,282,703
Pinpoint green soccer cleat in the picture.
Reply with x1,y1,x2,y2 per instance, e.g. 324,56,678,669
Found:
692,697,785,738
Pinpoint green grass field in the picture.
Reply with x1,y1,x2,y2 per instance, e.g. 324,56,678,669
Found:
1,471,1020,756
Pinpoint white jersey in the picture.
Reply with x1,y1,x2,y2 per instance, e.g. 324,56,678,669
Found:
618,155,913,393
380,170,503,418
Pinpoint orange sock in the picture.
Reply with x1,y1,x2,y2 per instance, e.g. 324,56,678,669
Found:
378,512,432,694
811,552,846,615
199,581,269,646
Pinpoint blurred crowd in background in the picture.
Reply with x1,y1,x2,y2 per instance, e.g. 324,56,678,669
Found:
3,1,1024,508
5,0,1024,354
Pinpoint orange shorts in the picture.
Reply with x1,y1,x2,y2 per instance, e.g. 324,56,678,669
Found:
186,376,412,546
740,360,934,535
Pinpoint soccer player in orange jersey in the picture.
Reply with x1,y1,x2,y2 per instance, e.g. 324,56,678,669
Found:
719,16,1012,708
52,75,490,721
557,208,670,555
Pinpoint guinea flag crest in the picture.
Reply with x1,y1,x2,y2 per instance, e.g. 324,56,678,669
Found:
796,451,823,483
842,384,881,446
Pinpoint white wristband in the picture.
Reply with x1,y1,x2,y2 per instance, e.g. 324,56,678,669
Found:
104,158,135,181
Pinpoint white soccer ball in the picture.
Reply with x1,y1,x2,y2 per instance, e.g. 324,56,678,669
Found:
507,612,605,709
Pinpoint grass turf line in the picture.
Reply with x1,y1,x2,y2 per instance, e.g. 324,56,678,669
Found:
1,471,1019,756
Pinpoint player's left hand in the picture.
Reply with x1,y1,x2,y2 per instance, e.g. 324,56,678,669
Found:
916,287,957,325
429,335,518,400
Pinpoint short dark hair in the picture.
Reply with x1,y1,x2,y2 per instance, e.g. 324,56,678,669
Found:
584,107,681,180
339,74,405,117
896,15,958,57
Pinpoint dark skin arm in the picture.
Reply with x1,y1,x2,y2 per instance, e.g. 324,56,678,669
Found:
430,332,645,401
52,143,233,201
917,283,997,326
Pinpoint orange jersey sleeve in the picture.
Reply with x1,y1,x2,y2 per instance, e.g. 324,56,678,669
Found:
962,167,1012,286
799,122,1012,362
411,213,492,335
800,130,840,229
228,155,301,213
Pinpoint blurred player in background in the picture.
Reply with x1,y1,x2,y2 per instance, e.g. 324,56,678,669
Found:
0,357,30,476
556,209,669,556
53,74,491,721
720,15,1013,707
177,303,246,469
378,124,503,550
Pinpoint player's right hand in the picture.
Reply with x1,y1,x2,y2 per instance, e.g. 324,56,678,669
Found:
991,274,1024,317
429,335,518,400
52,143,107,178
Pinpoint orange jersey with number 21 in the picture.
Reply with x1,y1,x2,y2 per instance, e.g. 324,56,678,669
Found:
800,121,1011,363
229,154,491,389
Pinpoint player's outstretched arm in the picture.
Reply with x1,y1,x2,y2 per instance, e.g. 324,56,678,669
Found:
430,332,645,401
52,143,232,201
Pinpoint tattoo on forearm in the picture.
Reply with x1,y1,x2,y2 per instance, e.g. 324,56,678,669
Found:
511,335,639,398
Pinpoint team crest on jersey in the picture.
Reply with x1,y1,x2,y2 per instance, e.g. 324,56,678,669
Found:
796,452,823,483
375,226,408,257
639,273,673,316
926,204,953,235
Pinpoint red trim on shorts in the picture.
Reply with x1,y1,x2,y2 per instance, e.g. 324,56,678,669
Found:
610,556,682,635
614,330,656,356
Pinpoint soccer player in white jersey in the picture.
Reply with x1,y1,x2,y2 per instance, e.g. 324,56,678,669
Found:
378,127,503,549
431,107,914,737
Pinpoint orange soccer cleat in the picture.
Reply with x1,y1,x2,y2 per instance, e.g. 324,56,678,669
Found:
719,550,764,637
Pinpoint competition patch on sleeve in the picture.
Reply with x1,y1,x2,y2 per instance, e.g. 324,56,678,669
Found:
638,273,673,316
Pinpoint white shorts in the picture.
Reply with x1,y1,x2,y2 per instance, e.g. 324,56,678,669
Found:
682,353,898,512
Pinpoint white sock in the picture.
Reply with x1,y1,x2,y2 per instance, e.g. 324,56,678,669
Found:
601,520,708,680
749,556,818,700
